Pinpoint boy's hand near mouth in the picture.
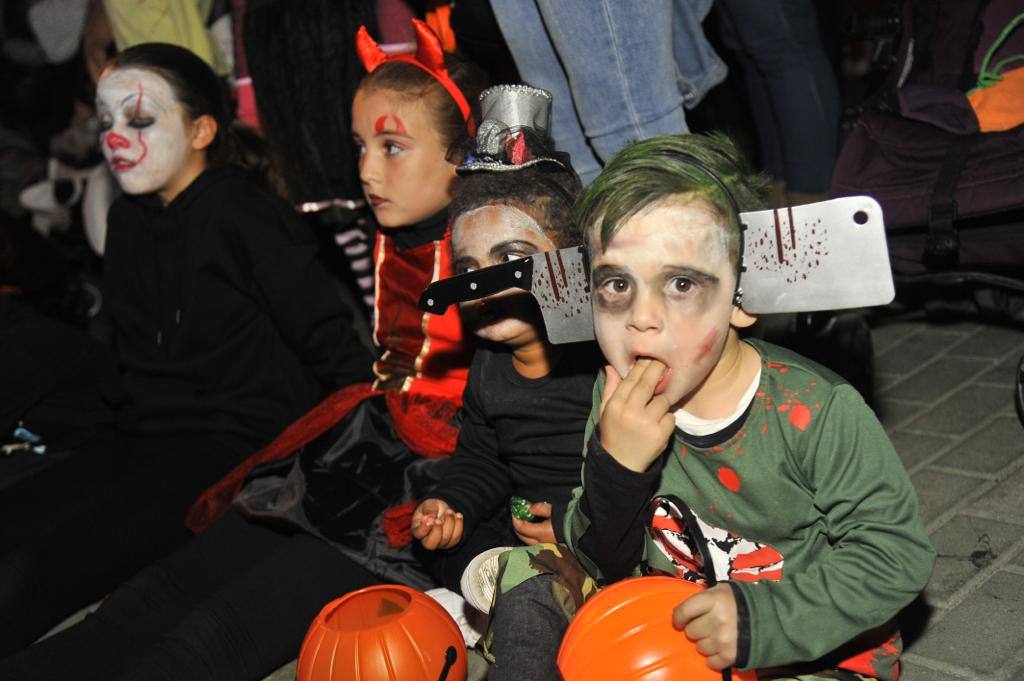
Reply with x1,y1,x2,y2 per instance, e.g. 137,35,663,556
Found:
598,357,676,473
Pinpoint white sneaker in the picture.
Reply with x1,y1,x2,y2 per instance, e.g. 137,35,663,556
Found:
460,546,514,614
425,587,488,647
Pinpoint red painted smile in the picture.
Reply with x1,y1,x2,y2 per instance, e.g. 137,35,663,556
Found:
110,156,139,172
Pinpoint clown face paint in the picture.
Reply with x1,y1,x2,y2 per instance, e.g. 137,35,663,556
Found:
591,199,751,414
352,89,456,228
96,68,195,199
452,204,557,346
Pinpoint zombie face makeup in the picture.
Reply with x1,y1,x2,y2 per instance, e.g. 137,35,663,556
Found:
452,204,557,345
591,198,746,410
96,68,193,198
352,89,456,228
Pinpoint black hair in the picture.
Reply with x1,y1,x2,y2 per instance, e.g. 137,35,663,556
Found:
243,0,377,202
449,163,583,248
109,42,280,190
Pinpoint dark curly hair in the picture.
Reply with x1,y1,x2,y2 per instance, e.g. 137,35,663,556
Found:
449,163,583,248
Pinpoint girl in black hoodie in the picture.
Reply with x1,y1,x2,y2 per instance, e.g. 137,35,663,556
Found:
0,43,372,655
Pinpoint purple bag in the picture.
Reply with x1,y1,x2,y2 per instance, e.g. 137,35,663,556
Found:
832,0,1024,275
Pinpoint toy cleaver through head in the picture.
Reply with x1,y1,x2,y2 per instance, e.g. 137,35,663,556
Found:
418,197,894,344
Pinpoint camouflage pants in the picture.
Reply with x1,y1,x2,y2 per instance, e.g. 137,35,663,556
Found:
479,543,595,681
480,543,874,681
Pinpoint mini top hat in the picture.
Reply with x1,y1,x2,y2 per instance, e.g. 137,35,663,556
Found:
455,84,570,173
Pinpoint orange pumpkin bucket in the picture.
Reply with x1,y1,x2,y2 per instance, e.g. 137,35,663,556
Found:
296,584,467,681
558,576,757,681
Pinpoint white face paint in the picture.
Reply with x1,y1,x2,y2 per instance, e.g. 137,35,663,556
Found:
591,199,743,410
452,204,557,346
96,68,192,197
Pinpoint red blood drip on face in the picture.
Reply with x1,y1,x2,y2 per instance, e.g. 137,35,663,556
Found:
788,403,811,431
693,328,719,364
717,466,741,493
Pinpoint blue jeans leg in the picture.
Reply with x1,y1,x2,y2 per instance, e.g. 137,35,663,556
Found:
716,0,840,193
533,0,690,162
491,1,604,185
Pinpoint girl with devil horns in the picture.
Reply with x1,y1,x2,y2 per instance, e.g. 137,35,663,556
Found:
0,22,487,680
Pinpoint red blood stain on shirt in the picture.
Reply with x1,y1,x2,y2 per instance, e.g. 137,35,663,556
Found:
718,466,741,492
765,361,789,373
789,403,812,431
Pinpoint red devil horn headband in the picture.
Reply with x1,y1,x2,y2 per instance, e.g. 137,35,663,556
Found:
356,19,475,135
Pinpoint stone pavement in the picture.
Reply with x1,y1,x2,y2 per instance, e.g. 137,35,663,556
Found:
869,314,1024,681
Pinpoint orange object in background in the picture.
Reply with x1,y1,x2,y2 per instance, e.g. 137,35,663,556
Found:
968,66,1024,132
297,585,467,681
424,3,456,52
558,576,758,681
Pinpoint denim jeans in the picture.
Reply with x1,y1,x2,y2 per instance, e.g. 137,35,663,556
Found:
716,0,840,193
491,0,726,185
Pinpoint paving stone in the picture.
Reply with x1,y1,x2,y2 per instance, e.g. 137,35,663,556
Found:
934,416,1024,475
909,570,1024,675
882,356,990,403
948,325,1024,360
875,331,965,375
875,398,928,430
875,372,904,393
262,660,295,681
969,465,1024,523
924,515,1024,604
871,321,926,355
978,355,1023,386
903,384,1013,435
889,430,956,470
899,661,976,681
911,469,988,526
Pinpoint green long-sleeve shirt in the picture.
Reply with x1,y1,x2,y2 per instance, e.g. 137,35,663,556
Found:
565,339,935,679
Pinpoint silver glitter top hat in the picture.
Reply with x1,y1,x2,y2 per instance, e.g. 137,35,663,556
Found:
457,84,569,173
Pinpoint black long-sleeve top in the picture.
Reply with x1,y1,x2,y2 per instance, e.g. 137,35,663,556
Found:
103,165,373,455
432,341,600,544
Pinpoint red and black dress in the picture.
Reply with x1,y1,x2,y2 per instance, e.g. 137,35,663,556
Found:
188,208,474,588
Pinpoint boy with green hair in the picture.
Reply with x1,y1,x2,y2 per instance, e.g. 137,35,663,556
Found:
483,133,934,681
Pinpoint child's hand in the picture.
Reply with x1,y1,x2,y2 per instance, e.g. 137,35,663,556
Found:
411,498,464,550
672,584,738,671
599,359,675,472
512,501,556,545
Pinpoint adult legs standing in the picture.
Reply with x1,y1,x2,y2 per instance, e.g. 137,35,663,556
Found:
491,0,725,184
716,0,841,199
